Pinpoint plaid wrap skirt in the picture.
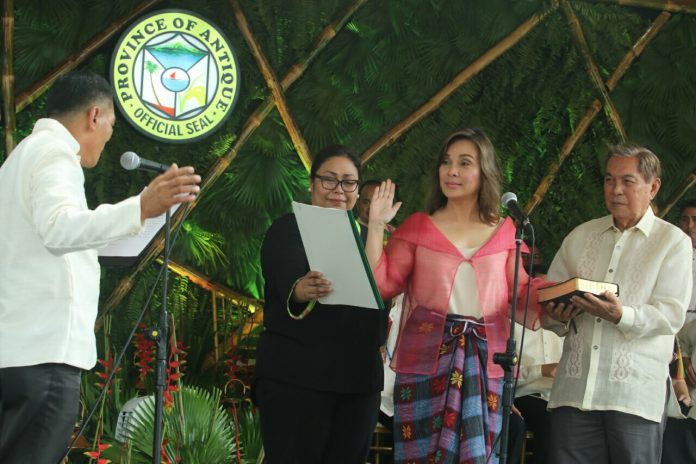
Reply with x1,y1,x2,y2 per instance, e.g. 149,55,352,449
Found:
393,315,503,464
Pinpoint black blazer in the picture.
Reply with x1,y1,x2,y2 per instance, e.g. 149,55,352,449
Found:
255,213,385,394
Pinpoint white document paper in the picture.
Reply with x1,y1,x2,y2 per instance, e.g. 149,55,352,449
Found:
292,201,382,309
98,203,181,258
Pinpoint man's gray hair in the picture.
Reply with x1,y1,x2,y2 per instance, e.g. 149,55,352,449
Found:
606,143,661,182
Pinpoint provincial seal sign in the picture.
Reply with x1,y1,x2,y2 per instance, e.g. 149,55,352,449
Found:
111,10,240,143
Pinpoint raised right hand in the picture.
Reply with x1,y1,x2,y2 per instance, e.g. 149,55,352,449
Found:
368,179,402,227
140,164,201,221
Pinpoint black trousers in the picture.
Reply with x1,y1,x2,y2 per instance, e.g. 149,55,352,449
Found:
255,376,380,464
661,417,696,463
514,395,551,464
507,409,527,464
0,363,81,464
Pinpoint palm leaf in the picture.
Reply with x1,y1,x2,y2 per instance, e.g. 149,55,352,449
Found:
124,386,236,464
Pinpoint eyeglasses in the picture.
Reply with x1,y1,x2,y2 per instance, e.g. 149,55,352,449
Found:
315,175,359,192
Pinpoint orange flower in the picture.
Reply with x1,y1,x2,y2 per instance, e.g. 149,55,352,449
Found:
487,393,499,411
418,322,435,333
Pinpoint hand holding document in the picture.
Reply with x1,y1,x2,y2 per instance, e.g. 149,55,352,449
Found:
292,201,384,310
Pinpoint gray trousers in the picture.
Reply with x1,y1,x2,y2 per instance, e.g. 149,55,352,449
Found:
549,406,667,464
0,363,81,464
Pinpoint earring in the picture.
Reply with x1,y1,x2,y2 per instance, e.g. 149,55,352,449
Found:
356,194,360,198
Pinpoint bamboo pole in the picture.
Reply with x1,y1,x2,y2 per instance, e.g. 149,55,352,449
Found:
658,170,696,217
2,0,15,156
230,0,312,171
100,1,366,319
14,0,163,113
166,258,263,309
525,11,670,214
581,0,696,14
361,3,559,163
211,291,220,362
562,0,627,141
197,0,366,195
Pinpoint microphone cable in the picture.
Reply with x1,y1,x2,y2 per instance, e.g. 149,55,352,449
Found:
486,223,536,464
58,212,187,464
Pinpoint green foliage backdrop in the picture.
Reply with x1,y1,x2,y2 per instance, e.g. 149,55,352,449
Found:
2,0,695,324
3,2,696,459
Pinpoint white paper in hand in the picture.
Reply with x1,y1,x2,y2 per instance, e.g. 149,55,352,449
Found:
292,201,382,309
98,202,181,258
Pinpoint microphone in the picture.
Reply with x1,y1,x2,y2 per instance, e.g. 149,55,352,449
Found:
501,192,531,229
120,151,170,173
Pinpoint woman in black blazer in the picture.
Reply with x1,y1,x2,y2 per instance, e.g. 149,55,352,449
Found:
254,145,386,464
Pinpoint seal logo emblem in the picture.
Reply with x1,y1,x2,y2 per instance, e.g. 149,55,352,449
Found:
111,10,240,143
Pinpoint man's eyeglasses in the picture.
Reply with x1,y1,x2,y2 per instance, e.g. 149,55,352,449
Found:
315,175,359,192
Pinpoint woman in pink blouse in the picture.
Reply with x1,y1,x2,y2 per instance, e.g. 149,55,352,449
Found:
365,128,544,464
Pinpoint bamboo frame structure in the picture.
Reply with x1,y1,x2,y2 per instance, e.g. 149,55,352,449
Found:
3,1,688,324
582,0,696,14
167,259,265,362
658,170,696,218
14,0,163,114
101,0,367,318
562,0,627,141
230,0,312,171
2,0,15,155
360,2,559,163
196,0,366,196
166,259,263,310
524,11,671,215
211,292,220,361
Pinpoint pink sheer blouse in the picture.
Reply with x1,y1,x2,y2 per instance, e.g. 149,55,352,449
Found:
373,212,547,378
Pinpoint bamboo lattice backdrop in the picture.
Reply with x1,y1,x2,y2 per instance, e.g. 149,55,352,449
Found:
1,0,695,317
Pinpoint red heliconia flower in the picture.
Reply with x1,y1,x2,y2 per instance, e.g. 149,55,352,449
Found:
133,324,156,385
160,438,172,464
94,356,119,395
163,389,174,411
161,335,186,410
84,440,111,463
224,346,240,381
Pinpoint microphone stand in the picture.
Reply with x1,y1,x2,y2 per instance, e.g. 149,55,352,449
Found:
152,208,172,463
493,223,525,464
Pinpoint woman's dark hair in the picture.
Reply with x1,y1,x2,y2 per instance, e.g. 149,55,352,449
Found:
426,128,501,225
47,71,113,118
310,145,361,179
